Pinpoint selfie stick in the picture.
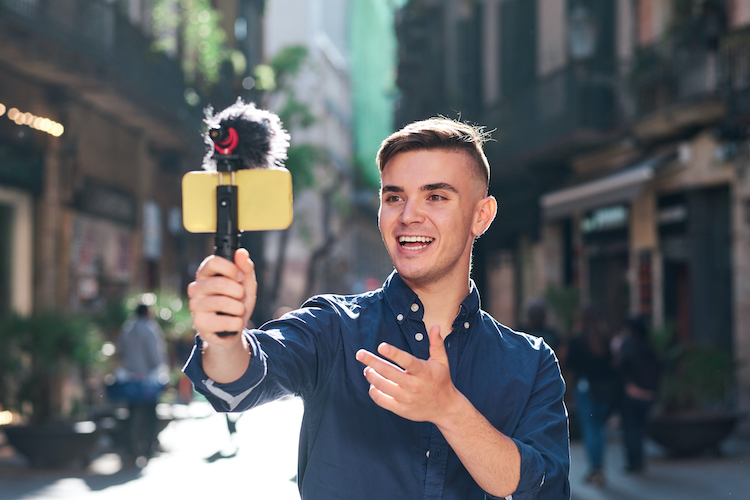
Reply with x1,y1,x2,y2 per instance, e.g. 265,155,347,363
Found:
186,98,291,336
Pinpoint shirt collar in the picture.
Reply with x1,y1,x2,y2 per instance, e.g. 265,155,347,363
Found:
382,271,481,327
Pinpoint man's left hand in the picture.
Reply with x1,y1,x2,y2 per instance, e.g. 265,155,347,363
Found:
356,325,460,424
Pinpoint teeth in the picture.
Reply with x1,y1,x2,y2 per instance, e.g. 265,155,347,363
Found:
399,236,434,243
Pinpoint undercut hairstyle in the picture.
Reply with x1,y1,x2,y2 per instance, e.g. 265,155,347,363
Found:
376,117,492,192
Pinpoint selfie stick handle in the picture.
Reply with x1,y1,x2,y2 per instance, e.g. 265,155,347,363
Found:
213,131,242,337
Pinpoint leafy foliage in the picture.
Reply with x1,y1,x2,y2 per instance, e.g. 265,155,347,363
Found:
658,343,734,414
123,290,193,342
151,0,230,89
257,45,329,194
0,312,104,423
544,285,581,336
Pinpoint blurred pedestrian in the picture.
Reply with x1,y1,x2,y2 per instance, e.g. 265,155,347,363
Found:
565,304,618,486
616,315,660,473
115,303,169,465
518,298,561,353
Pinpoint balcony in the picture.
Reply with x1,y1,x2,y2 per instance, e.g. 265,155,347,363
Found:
482,65,621,171
0,0,205,149
631,26,750,142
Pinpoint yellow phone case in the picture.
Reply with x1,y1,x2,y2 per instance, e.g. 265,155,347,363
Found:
182,168,293,232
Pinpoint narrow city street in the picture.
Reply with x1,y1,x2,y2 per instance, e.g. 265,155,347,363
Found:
2,395,749,500
0,397,304,500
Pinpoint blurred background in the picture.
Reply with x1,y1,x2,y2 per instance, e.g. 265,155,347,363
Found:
1,0,750,496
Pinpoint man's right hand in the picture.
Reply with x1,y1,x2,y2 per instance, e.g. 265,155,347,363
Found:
187,248,257,342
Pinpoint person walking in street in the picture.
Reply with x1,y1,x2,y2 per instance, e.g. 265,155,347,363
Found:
565,304,618,486
518,298,561,353
184,117,570,499
115,303,169,466
616,315,660,473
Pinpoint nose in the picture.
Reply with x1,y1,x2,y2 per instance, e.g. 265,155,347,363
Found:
399,199,424,225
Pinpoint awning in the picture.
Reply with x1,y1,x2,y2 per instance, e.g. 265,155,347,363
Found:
541,154,670,220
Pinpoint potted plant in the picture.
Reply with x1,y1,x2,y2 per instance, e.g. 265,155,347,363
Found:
648,325,743,456
0,311,106,467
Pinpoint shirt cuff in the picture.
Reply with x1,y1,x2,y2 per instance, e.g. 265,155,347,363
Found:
182,331,268,411
501,438,546,500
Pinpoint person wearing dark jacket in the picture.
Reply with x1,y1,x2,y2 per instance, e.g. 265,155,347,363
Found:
184,117,571,499
616,316,660,473
565,305,618,486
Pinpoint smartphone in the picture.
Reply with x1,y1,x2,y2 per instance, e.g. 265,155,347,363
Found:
182,168,293,232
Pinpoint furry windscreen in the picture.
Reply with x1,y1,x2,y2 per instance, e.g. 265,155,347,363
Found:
202,98,290,171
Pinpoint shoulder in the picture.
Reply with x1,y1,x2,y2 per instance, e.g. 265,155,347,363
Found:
300,289,384,318
478,311,554,357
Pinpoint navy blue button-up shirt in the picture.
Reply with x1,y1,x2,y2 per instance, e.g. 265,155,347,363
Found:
184,272,570,499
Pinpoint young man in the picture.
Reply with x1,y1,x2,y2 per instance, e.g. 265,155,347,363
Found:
185,118,570,499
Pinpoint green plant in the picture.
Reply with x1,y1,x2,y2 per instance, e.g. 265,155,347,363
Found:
544,285,581,337
123,290,192,342
657,342,734,415
0,311,104,425
151,0,230,90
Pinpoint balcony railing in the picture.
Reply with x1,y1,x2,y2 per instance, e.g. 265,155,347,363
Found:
632,26,750,118
2,0,202,128
483,66,618,167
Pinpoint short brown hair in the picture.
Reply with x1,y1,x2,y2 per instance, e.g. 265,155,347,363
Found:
376,117,491,190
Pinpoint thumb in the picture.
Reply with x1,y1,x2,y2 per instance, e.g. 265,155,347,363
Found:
234,248,254,277
427,325,448,365
234,248,257,325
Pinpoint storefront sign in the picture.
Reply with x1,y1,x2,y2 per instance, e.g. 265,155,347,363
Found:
581,205,629,233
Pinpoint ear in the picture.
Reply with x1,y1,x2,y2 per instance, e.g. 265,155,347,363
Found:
472,195,497,237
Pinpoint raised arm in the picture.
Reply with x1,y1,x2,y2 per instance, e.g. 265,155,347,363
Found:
187,248,257,384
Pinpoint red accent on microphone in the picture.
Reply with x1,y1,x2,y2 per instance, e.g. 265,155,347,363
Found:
214,127,239,154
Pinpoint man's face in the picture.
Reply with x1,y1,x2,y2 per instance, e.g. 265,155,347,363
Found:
378,149,491,288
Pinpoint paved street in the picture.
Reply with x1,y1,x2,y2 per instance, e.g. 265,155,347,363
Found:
1,396,748,499
0,397,304,500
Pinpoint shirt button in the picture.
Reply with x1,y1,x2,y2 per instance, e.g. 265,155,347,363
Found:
396,314,404,322
464,322,470,329
415,333,424,341
426,450,430,458
411,303,419,312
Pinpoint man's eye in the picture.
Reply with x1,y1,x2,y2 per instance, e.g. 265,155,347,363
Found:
429,194,445,201
385,195,402,202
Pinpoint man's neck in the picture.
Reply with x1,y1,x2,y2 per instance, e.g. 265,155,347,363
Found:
402,274,471,339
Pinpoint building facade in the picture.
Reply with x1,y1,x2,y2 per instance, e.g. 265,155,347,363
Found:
0,0,264,320
262,0,394,313
395,0,750,421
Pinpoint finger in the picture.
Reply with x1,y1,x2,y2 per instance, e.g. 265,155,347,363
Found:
234,248,258,297
356,349,409,383
189,295,245,317
234,248,258,317
363,366,404,400
196,254,244,281
377,342,422,375
367,384,400,414
187,275,246,301
427,325,448,365
193,311,246,338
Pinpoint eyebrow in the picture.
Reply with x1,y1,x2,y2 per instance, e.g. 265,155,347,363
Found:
381,182,459,194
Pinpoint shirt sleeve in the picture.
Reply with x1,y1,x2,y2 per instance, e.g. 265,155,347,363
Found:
182,297,342,413
507,346,571,500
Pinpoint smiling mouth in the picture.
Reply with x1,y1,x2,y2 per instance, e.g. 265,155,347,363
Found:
398,236,434,250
